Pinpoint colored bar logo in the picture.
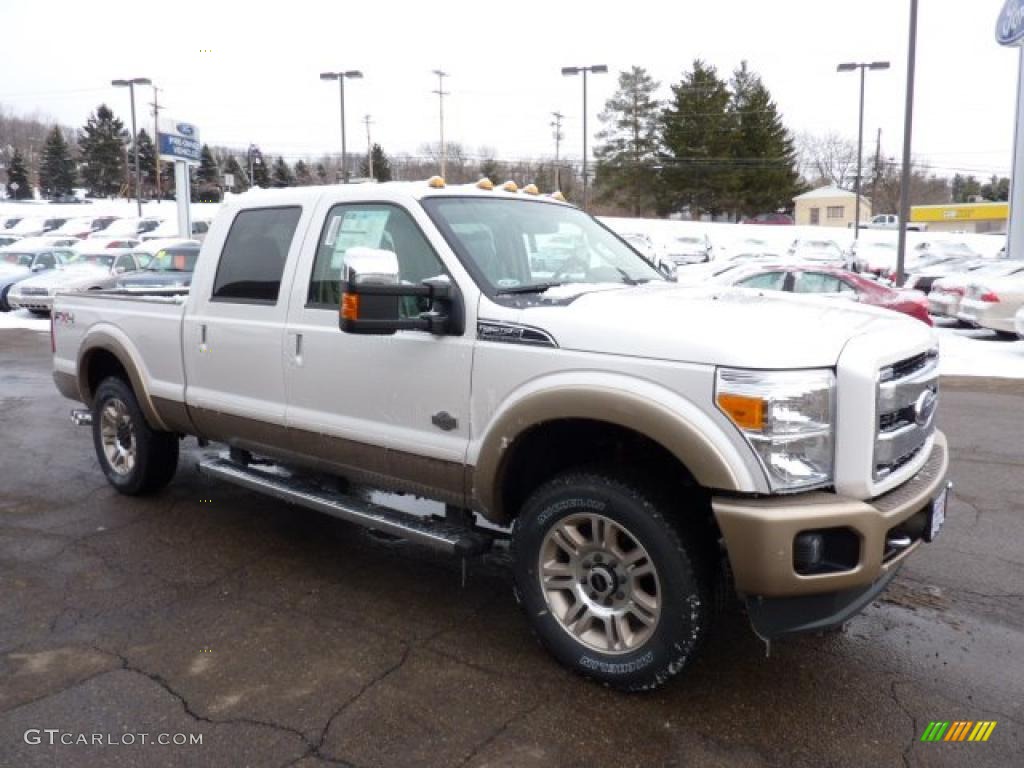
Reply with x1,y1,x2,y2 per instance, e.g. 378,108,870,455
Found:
921,721,997,742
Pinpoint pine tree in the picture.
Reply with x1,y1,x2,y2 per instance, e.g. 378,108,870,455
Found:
729,62,800,218
5,149,31,199
127,129,157,199
315,163,328,184
594,66,661,215
39,126,77,199
659,61,735,218
294,159,313,185
271,156,294,187
195,144,220,186
359,144,392,181
478,157,501,183
79,104,127,197
222,155,249,192
250,146,270,188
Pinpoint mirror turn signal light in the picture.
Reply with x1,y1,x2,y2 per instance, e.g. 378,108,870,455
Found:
427,175,446,189
340,292,360,321
476,177,494,190
522,183,539,195
717,393,764,431
501,180,518,193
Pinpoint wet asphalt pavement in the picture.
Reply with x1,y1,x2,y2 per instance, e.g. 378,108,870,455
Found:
0,327,1021,768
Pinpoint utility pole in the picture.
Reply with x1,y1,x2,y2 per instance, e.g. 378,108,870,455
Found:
432,69,449,178
561,65,608,210
837,61,890,240
363,114,374,180
112,77,151,216
896,0,920,282
149,85,163,200
551,111,564,189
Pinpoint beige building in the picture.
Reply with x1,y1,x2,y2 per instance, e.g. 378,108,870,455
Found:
793,185,871,229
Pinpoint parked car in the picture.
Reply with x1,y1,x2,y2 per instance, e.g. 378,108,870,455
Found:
1015,305,1024,339
662,234,713,266
4,235,82,250
787,238,845,266
958,273,1024,338
0,243,74,311
904,257,982,294
849,239,898,274
741,212,794,225
117,242,201,290
1,215,24,230
718,236,784,262
88,216,163,240
928,262,1024,319
126,237,200,270
862,214,926,232
49,215,119,239
5,216,69,237
51,179,948,691
139,218,212,242
713,263,932,325
0,234,22,248
7,241,143,314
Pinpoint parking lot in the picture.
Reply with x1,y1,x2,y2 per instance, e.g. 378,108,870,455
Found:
0,326,1021,767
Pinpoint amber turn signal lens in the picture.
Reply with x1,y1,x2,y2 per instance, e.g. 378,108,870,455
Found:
341,292,360,320
717,393,764,431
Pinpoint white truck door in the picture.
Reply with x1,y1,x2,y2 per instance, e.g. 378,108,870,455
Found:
183,205,309,438
282,201,474,502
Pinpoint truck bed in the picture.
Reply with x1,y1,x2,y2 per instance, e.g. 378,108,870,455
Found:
52,290,190,407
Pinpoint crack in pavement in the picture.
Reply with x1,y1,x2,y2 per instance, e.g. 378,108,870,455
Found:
889,679,917,768
455,700,545,768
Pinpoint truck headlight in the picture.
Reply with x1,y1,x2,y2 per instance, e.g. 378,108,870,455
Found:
715,368,835,492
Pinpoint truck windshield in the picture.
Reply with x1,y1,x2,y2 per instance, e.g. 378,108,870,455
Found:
422,197,663,294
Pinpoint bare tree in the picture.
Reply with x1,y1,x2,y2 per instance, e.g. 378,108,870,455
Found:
796,131,858,189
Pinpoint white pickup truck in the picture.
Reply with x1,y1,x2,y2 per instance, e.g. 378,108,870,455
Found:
51,178,949,691
863,213,927,232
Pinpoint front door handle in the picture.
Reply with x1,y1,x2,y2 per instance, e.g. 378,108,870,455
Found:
290,332,303,367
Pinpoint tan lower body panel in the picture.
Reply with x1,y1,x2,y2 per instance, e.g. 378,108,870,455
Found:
713,431,949,597
188,406,467,508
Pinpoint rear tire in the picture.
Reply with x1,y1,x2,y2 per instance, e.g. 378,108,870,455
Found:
91,376,178,495
0,285,10,312
512,469,712,691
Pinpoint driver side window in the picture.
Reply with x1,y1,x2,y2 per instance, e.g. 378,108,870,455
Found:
307,204,445,318
738,271,786,291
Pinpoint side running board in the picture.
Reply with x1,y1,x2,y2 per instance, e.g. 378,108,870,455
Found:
196,456,491,556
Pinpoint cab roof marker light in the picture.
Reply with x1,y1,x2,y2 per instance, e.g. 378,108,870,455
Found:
501,180,518,193
550,190,566,202
522,183,539,195
427,175,446,189
476,177,494,190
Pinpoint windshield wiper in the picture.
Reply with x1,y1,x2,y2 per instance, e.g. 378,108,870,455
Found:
613,266,639,285
495,281,565,295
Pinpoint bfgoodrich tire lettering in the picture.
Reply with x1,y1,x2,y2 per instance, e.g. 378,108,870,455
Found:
512,469,712,691
91,376,179,495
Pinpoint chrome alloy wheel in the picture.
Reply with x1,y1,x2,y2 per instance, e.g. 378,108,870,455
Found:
99,398,136,476
538,513,661,654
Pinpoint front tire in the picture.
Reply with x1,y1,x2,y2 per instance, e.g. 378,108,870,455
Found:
0,285,11,312
512,470,712,691
91,376,179,495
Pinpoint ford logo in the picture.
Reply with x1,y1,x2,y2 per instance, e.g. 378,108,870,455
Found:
914,389,938,428
176,123,195,137
997,0,1024,46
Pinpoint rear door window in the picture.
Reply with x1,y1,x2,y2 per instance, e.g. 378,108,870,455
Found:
738,271,786,291
212,207,302,303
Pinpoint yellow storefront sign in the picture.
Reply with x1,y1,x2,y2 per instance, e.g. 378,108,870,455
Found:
911,202,1010,223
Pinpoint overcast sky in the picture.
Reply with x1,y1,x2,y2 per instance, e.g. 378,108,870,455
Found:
0,0,1017,178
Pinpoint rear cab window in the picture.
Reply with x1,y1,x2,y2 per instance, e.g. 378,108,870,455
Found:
212,207,303,304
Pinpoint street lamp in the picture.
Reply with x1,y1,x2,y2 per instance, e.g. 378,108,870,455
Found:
561,65,607,210
111,77,151,216
320,70,363,183
837,61,890,239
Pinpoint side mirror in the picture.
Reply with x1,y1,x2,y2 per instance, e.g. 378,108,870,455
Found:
32,263,46,272
339,247,463,336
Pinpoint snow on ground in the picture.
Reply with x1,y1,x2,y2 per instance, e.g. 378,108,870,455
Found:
933,319,1024,379
0,309,49,332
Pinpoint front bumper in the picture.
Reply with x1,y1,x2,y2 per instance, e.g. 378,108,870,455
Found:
713,431,948,598
8,292,53,312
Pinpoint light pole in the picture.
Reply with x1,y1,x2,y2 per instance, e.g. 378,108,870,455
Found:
432,70,449,178
561,65,607,210
112,77,151,216
837,61,890,239
897,0,921,281
320,70,363,183
551,111,564,189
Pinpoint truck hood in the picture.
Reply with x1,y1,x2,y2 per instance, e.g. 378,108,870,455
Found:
513,282,932,368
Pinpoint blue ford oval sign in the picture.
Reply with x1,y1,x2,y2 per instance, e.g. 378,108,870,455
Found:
997,0,1024,46
176,123,195,137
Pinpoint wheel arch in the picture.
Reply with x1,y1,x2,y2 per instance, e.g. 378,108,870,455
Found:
78,329,168,431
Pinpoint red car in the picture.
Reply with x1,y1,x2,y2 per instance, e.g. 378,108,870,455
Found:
717,264,933,325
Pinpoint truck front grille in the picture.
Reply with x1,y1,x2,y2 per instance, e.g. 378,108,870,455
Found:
874,348,939,481
19,287,48,296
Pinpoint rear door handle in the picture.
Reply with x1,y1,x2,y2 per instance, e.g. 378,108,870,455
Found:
290,332,303,366
199,324,208,353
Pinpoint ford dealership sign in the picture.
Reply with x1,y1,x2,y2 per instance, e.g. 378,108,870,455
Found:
997,0,1024,46
157,117,201,164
